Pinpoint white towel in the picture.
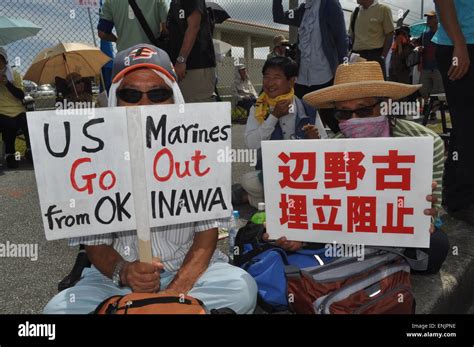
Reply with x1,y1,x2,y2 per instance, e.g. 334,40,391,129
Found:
108,70,184,107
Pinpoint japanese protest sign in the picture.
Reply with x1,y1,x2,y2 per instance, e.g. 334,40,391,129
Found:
27,103,232,241
262,137,434,248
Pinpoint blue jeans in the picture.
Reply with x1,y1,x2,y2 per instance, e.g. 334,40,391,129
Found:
44,261,257,314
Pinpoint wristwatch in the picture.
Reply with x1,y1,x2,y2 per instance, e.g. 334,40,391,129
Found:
176,55,187,64
112,260,127,287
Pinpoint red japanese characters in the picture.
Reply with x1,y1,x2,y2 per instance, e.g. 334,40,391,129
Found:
277,150,417,235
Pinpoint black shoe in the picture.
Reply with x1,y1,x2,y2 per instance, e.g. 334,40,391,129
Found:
5,154,19,169
58,250,91,292
449,204,474,226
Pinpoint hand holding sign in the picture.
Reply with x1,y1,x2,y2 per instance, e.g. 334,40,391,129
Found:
302,124,320,140
121,260,164,293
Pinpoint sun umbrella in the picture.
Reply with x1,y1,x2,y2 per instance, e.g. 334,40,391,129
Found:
206,2,231,24
410,20,428,38
0,17,42,45
213,39,232,56
24,42,111,94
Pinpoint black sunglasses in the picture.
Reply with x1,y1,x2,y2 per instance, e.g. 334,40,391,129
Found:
116,88,173,104
334,101,382,121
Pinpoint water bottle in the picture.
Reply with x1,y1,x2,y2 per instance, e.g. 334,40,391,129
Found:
228,210,240,261
250,202,266,225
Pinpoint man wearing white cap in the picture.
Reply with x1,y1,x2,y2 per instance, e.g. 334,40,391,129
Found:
232,64,258,117
45,44,257,315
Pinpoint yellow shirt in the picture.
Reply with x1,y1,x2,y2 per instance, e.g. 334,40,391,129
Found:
350,3,395,52
0,70,26,118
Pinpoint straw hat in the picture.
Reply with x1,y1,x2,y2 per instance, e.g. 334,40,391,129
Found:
303,62,421,109
424,10,437,17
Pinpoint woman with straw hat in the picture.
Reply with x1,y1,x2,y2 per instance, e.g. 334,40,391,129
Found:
264,61,449,274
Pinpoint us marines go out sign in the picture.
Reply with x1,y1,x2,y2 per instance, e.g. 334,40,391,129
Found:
27,103,232,241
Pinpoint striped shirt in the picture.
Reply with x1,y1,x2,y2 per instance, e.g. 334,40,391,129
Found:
69,219,228,272
332,119,445,209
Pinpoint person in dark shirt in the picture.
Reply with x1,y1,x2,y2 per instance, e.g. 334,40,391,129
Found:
389,26,414,84
167,0,216,103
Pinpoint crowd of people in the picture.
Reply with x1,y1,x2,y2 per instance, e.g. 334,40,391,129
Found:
0,0,473,314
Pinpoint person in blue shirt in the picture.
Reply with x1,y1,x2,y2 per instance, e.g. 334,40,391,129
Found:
433,0,474,226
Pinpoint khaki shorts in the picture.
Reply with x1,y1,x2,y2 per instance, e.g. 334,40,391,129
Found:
179,67,216,103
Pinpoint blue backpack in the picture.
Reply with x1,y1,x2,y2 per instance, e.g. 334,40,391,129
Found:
233,222,335,313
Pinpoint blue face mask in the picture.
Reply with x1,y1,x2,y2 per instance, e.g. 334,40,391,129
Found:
339,115,390,138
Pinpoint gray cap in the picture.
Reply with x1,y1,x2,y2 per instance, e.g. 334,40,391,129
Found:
112,44,177,83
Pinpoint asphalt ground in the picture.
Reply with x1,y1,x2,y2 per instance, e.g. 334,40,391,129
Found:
1,123,473,315
0,125,252,314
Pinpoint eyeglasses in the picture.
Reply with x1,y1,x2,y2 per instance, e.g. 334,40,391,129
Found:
334,101,381,121
116,88,173,104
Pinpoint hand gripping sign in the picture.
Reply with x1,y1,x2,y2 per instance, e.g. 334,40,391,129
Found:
262,137,434,248
27,103,232,261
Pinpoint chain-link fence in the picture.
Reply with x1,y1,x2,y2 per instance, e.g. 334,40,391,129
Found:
2,0,102,109
211,0,290,105
1,0,289,111
2,0,426,112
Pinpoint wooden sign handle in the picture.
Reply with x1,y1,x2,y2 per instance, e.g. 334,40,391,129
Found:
126,107,154,264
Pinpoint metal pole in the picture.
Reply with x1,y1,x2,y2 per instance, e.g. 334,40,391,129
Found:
87,7,98,47
289,0,298,44
421,0,424,19
87,7,106,92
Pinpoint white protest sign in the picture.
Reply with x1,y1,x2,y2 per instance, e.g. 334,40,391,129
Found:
27,103,232,241
262,137,433,248
141,103,232,227
28,107,136,241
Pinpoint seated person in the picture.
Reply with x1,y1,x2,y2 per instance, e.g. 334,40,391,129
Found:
232,64,258,116
233,57,326,208
55,73,93,104
45,44,257,314
264,61,449,275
